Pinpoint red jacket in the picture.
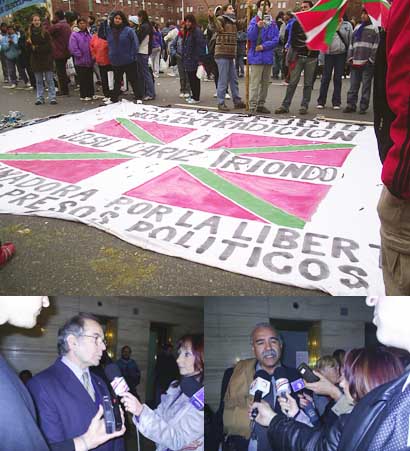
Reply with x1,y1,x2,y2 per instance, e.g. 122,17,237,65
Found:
382,0,410,199
90,34,110,66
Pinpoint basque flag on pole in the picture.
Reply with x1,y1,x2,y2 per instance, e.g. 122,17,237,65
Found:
362,0,390,27
295,0,348,52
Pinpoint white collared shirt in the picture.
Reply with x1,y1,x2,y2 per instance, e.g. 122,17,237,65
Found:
61,356,95,397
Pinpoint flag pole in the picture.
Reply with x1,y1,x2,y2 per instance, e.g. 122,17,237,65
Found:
245,0,252,110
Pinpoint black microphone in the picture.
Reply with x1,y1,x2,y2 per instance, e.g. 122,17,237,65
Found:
103,363,126,432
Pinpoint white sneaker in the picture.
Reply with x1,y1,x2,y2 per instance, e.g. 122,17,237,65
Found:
213,92,217,98
316,104,324,109
103,99,114,105
225,93,231,99
3,84,16,89
179,93,185,98
187,98,200,104
135,99,143,104
80,97,92,101
25,82,31,88
333,105,341,110
167,72,176,77
102,97,111,102
183,93,190,98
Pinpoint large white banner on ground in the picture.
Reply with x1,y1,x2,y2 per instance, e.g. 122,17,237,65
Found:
0,102,384,295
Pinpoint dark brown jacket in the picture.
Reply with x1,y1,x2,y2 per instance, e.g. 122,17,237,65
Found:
29,27,54,72
210,14,246,60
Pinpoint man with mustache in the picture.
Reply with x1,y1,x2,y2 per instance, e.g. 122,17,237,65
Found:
223,323,300,451
27,313,126,451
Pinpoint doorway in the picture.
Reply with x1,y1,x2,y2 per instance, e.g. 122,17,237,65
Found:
271,319,321,368
146,322,174,404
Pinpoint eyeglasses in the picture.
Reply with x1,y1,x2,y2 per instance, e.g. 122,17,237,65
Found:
80,334,107,346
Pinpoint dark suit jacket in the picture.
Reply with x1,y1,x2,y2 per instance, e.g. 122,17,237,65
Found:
338,371,410,450
27,358,125,451
0,354,49,451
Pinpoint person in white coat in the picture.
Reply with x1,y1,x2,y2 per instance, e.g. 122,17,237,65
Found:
121,334,204,451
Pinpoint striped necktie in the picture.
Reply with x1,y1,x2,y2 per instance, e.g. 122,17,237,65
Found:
82,371,95,402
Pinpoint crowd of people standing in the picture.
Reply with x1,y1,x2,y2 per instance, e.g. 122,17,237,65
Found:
0,2,381,114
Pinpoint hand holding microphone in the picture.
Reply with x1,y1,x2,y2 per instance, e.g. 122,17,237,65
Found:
249,370,271,420
249,400,276,427
121,391,144,416
278,392,299,418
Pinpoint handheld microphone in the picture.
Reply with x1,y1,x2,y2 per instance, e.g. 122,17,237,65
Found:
249,370,271,421
105,363,130,396
103,363,127,433
274,367,291,400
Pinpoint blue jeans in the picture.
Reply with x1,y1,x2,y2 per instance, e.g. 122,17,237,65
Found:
34,71,56,101
137,54,155,98
282,55,317,109
346,63,374,111
317,53,346,106
216,58,241,105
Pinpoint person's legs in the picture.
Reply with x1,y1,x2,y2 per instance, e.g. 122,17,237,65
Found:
227,59,241,104
111,65,124,102
331,53,346,107
6,58,17,85
216,58,229,104
377,186,410,295
281,56,304,109
273,46,283,78
55,58,69,94
44,70,56,101
85,67,95,97
359,63,375,112
75,66,86,97
177,55,190,94
212,57,219,89
301,56,317,108
140,54,155,98
34,72,44,102
258,64,272,107
0,52,9,82
249,65,263,110
317,54,334,106
187,70,200,100
99,65,111,98
346,67,362,110
125,61,144,100
16,59,29,84
152,47,161,75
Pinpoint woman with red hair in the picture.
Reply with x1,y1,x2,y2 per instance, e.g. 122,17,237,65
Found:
250,346,404,451
122,334,204,451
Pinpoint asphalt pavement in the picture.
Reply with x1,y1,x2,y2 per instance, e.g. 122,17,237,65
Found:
0,72,374,296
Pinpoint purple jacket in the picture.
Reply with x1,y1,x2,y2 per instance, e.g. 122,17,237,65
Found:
247,15,279,65
47,19,71,59
69,30,93,67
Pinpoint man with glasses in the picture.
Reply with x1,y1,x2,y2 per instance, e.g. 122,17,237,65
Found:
28,313,125,451
222,323,300,451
